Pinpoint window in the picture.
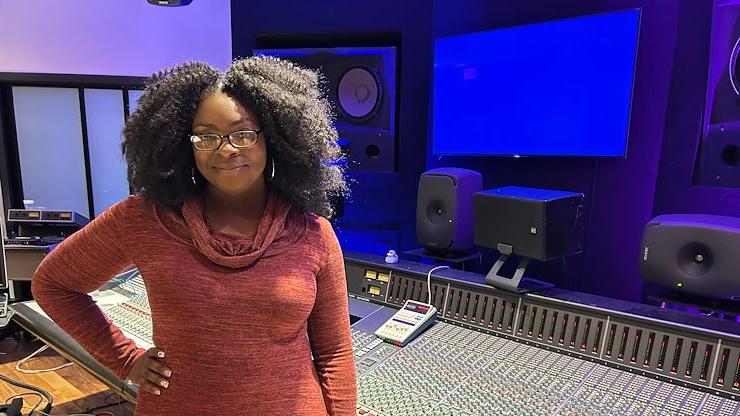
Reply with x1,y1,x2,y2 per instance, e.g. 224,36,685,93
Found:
13,86,90,218
85,88,129,216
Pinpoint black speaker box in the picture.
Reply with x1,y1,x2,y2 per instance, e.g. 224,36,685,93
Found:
416,168,482,253
640,214,740,300
473,187,584,262
254,47,397,172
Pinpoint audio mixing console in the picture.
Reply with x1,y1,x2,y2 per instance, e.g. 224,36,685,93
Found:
10,254,740,415
345,252,740,416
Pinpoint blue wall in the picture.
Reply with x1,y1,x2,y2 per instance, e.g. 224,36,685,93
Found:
231,0,705,303
231,0,434,257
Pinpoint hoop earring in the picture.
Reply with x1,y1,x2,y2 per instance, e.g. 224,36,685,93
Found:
267,156,275,182
191,167,197,187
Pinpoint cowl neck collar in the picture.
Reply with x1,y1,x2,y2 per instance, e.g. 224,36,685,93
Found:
156,190,306,269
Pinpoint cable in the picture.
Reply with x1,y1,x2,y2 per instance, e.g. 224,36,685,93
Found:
0,374,53,414
16,344,74,374
426,266,450,305
4,392,44,412
4,389,122,416
5,392,43,404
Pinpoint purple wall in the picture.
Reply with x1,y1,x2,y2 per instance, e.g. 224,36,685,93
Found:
580,1,680,301
0,1,232,76
653,0,740,218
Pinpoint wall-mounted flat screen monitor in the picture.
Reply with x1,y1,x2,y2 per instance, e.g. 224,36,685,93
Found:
432,9,640,157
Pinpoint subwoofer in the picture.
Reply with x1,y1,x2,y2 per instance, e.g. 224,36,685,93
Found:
416,168,482,253
640,214,740,300
254,47,397,172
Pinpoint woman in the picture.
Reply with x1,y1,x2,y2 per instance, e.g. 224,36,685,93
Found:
31,57,356,415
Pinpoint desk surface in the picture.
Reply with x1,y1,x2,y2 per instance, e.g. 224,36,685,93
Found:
10,300,140,403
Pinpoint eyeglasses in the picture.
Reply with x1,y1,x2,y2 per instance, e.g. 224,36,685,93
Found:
189,129,262,151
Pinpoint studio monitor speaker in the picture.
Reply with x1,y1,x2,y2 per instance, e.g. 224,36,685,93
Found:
254,47,397,172
416,168,482,253
640,214,740,300
473,187,584,262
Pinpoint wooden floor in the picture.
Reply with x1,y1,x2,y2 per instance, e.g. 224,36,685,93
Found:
0,336,135,415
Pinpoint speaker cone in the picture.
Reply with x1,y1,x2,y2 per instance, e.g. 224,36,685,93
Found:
677,242,714,276
426,201,446,225
337,67,381,121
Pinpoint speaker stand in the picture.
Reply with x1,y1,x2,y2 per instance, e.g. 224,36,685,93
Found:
485,254,554,294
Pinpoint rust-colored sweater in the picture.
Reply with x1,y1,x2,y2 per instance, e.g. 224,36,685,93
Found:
31,191,357,415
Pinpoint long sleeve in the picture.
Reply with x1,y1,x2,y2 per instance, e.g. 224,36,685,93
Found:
307,218,357,416
31,196,147,380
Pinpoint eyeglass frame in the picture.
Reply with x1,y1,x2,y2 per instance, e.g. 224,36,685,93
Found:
189,129,263,151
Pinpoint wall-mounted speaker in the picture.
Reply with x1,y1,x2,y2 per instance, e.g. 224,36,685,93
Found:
699,1,740,187
254,47,397,172
698,122,740,185
416,168,482,253
640,214,740,300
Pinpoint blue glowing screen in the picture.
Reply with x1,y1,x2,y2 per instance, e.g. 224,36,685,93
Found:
432,9,640,157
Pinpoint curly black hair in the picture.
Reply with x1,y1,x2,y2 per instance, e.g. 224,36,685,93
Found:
122,56,346,217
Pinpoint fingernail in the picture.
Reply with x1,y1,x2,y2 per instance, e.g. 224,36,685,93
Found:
157,351,165,358
161,380,169,388
154,389,161,395
164,369,172,377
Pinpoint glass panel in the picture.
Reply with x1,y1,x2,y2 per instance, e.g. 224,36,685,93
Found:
85,88,129,216
13,86,89,218
128,89,144,114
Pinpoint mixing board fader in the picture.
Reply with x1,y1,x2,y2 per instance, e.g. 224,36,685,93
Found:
101,272,153,349
345,254,740,416
351,320,740,416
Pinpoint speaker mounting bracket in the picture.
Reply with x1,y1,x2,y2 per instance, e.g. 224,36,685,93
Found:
485,250,554,293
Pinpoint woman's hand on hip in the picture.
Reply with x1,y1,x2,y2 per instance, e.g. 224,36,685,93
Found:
125,348,172,396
